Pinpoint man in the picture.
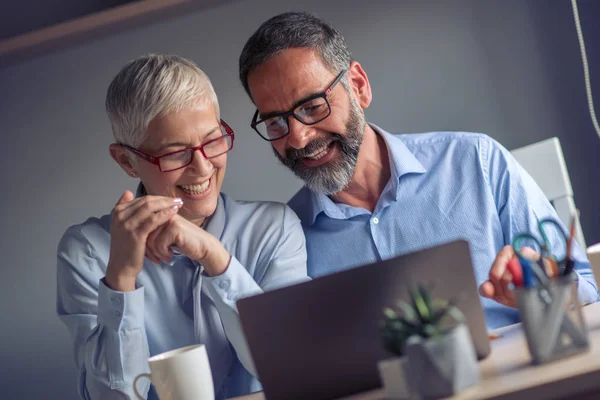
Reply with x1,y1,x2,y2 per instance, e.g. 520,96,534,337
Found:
238,11,599,329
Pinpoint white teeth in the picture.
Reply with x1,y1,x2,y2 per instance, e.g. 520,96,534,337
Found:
305,144,331,160
179,181,209,194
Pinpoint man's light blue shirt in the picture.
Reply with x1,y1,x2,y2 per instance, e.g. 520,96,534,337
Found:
57,191,307,399
288,125,599,329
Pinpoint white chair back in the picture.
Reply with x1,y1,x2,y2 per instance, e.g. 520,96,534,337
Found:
511,137,586,248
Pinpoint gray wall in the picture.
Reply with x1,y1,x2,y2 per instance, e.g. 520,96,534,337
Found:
1,0,598,398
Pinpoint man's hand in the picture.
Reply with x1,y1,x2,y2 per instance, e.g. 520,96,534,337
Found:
105,191,182,291
479,245,539,308
480,245,518,308
145,214,231,277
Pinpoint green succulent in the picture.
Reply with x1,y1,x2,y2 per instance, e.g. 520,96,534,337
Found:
381,284,465,356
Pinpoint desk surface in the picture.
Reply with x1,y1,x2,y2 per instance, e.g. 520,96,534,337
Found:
231,302,600,400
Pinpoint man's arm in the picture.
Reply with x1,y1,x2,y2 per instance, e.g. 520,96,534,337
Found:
57,227,151,399
480,136,599,306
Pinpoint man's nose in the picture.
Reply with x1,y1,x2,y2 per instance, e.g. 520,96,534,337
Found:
286,116,316,149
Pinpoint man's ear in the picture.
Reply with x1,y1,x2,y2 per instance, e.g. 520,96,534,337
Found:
109,144,138,177
347,61,372,110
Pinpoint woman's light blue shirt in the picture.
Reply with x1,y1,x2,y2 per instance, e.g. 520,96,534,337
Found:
57,191,307,399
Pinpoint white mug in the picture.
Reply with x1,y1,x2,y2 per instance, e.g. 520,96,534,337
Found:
587,242,600,291
134,344,214,400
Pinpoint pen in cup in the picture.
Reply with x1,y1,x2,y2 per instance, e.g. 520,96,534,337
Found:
518,257,535,288
564,210,578,276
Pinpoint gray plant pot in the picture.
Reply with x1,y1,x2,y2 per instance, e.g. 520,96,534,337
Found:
404,323,480,399
377,357,411,399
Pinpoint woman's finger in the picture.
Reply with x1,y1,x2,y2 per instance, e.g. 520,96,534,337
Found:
116,190,135,205
138,206,181,242
145,246,162,264
146,221,174,263
111,190,136,218
116,195,183,223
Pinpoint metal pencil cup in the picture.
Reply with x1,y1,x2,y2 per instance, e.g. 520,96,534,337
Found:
515,277,589,365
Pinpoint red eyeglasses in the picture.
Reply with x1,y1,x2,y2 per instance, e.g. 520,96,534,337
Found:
120,119,235,172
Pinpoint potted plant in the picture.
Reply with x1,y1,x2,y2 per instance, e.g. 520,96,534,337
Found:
378,284,480,399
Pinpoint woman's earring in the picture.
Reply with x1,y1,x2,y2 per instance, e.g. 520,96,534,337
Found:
130,172,137,177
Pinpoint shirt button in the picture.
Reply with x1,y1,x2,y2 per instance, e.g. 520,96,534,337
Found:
227,292,237,301
372,217,380,224
219,280,230,290
113,310,122,318
111,296,122,306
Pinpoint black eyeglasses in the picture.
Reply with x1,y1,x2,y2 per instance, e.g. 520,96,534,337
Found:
120,119,235,172
250,69,347,141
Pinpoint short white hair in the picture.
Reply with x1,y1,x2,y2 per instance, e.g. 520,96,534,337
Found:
105,53,220,147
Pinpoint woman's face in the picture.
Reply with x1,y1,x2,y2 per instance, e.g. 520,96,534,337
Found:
133,103,227,226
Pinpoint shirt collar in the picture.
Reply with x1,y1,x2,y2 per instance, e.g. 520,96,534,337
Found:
135,182,147,197
371,123,426,184
300,123,427,226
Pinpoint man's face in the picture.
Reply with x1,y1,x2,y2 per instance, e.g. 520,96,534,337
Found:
247,48,368,195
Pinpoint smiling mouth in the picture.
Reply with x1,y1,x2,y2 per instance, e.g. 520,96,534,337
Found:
303,142,334,161
177,180,210,195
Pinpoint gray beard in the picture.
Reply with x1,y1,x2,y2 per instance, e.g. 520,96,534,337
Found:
273,100,366,196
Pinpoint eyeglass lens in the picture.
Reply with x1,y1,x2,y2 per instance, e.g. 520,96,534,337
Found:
255,96,330,140
159,134,232,171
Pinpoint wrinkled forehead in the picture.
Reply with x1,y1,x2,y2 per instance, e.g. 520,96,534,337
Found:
141,103,221,150
247,48,336,112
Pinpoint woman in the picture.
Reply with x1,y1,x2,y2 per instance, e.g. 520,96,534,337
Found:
56,54,308,400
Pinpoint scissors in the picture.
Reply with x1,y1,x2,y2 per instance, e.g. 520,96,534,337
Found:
512,218,570,282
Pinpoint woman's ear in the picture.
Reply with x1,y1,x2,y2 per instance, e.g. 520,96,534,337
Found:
347,61,372,110
109,144,138,177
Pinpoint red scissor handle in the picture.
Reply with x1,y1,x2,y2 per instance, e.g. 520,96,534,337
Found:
507,256,523,287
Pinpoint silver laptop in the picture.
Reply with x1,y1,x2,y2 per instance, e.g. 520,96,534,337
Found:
237,240,490,400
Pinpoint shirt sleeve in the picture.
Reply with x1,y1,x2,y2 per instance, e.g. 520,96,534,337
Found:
56,227,151,399
203,205,309,377
483,136,599,304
